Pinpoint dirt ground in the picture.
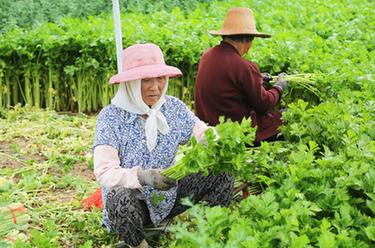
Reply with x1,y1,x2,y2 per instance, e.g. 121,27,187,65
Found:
0,140,94,180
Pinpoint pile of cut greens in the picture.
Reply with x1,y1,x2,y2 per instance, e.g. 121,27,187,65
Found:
162,118,257,181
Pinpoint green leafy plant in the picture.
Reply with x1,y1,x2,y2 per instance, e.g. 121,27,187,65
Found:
162,118,256,180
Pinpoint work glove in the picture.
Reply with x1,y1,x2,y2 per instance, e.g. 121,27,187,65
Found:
137,168,176,191
261,72,273,82
274,73,288,93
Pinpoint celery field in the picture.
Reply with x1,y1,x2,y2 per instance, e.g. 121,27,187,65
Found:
0,0,374,247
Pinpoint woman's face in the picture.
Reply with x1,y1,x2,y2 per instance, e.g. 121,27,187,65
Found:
141,76,167,106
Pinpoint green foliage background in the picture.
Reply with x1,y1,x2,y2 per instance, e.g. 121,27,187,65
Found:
0,0,373,112
0,0,212,32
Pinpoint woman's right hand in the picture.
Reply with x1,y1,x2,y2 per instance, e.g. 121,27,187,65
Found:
137,168,176,191
274,73,288,93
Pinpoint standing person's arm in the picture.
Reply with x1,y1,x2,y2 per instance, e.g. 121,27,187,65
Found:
241,61,281,112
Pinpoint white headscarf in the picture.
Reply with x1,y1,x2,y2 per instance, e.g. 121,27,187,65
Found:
111,79,170,152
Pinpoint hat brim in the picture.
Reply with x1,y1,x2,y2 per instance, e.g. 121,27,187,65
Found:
209,30,271,38
109,64,182,84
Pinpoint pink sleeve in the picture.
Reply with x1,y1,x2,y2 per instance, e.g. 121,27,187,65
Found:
193,119,209,142
93,145,142,188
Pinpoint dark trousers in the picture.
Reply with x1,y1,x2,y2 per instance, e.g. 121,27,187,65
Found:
105,172,234,246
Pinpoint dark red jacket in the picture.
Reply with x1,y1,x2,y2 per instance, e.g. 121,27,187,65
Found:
195,41,282,142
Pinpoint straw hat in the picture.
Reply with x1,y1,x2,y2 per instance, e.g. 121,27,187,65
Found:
209,7,271,38
110,43,182,84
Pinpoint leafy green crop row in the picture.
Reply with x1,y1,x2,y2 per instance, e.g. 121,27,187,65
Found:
168,92,375,247
1,91,374,246
0,0,212,33
0,0,374,112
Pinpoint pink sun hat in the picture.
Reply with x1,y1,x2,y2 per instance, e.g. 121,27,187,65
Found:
109,43,182,84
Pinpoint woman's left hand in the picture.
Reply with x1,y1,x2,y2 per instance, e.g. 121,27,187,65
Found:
137,168,176,190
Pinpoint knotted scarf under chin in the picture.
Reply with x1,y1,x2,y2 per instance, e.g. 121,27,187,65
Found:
111,80,170,151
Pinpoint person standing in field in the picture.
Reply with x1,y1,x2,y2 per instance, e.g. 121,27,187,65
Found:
93,43,234,248
195,7,288,145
